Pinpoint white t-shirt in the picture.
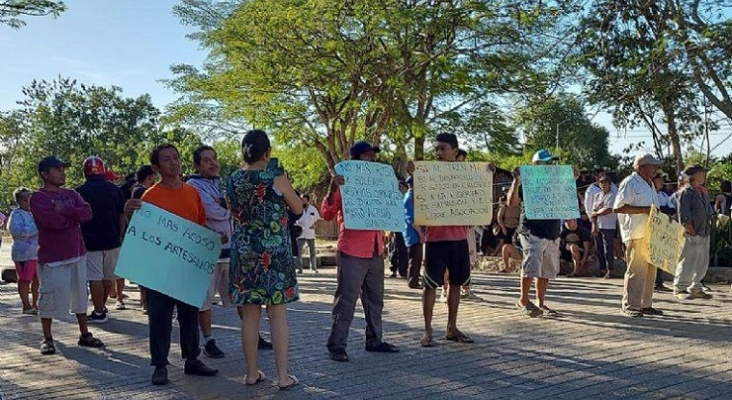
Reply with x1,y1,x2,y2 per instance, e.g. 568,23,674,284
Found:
613,173,659,242
295,204,321,240
592,190,618,230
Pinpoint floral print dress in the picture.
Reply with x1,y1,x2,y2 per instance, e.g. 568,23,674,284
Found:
227,168,299,305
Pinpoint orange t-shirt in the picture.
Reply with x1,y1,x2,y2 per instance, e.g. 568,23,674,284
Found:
141,183,206,225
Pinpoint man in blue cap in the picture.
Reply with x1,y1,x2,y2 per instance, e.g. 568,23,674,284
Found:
322,140,400,362
508,149,561,317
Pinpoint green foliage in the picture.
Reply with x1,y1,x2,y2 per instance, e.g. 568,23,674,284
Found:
514,94,617,170
0,0,65,28
0,77,203,210
167,0,576,170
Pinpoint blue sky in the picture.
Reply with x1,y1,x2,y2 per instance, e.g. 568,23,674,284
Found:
2,1,731,159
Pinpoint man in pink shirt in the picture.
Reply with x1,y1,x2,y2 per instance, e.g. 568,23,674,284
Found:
30,156,105,355
420,133,474,348
322,141,400,362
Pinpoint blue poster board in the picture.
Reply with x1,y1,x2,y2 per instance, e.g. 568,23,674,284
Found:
519,165,580,220
334,161,405,232
115,202,221,307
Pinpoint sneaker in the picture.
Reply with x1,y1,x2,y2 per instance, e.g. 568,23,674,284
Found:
516,300,542,317
674,291,693,300
622,308,643,317
258,335,273,350
689,290,713,299
640,307,663,316
438,288,448,303
540,305,558,316
151,366,168,385
88,311,108,324
115,300,126,310
655,284,673,293
203,339,225,358
184,359,218,376
460,288,469,298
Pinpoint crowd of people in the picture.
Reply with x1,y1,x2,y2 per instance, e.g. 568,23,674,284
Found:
0,129,728,389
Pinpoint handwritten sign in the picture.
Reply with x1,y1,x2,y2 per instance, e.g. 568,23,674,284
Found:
519,165,580,220
413,162,493,226
640,205,685,275
116,203,221,307
335,161,405,231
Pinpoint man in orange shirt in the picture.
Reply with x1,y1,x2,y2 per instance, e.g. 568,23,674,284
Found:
125,144,218,385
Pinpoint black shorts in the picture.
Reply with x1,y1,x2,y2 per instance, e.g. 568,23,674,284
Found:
423,240,471,288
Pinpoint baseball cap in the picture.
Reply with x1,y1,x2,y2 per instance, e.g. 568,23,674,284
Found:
38,156,70,173
632,153,663,168
350,141,380,159
83,156,106,176
531,149,557,163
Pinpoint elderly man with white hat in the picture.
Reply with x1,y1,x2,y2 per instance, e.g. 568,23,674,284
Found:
613,153,664,317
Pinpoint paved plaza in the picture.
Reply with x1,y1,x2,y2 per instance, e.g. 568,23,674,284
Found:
0,250,730,399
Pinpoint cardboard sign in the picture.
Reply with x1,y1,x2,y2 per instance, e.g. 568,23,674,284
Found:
519,165,580,220
116,203,221,307
335,161,405,232
413,161,493,226
640,205,685,275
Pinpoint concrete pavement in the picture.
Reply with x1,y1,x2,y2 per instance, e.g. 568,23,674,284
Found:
0,252,730,399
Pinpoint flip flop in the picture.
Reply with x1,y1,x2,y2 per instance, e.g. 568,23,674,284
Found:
420,337,434,348
445,333,474,343
277,374,298,390
245,370,266,386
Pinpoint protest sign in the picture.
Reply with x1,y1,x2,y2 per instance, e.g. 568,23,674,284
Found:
335,161,406,231
116,202,221,307
413,161,493,226
640,205,685,275
519,165,580,220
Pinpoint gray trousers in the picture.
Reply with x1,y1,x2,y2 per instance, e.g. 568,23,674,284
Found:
674,235,710,292
327,252,384,353
297,238,317,271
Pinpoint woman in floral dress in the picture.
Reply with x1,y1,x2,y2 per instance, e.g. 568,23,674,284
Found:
227,129,302,390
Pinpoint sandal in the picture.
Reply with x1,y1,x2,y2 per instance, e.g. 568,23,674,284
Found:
365,341,400,353
245,370,266,386
541,305,558,316
420,336,434,348
78,333,105,348
40,339,56,355
277,374,298,390
445,332,474,343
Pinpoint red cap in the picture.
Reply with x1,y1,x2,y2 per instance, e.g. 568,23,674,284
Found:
83,156,106,176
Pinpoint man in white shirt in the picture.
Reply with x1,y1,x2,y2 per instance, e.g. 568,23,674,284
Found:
590,176,618,279
613,153,662,318
295,194,321,273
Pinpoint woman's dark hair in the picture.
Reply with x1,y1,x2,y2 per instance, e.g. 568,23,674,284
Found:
241,130,271,164
150,144,179,166
721,180,732,193
136,165,156,183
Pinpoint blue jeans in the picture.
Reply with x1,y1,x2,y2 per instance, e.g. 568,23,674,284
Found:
595,229,615,271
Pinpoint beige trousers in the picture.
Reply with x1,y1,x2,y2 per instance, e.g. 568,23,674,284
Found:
622,239,657,310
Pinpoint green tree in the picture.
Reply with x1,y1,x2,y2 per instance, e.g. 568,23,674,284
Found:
2,78,197,195
1,0,65,28
168,0,577,172
515,94,617,170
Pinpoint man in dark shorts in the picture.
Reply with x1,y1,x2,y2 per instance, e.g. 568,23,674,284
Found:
420,133,474,347
560,219,592,277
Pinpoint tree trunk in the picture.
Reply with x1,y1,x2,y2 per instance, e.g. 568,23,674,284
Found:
662,102,684,173
414,136,425,161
